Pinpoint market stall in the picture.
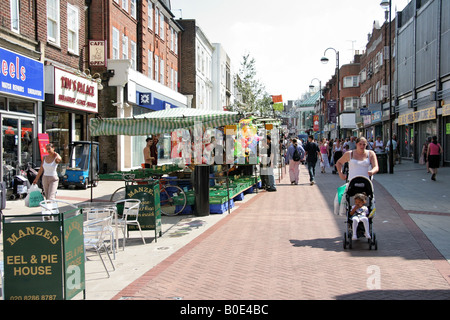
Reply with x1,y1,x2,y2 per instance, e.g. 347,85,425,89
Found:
90,108,254,218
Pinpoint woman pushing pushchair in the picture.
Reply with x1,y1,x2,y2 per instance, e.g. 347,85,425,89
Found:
335,136,379,249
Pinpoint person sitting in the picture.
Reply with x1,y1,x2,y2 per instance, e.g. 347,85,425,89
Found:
350,193,371,240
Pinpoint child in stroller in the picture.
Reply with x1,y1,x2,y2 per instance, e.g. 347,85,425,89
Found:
349,193,370,240
343,176,377,250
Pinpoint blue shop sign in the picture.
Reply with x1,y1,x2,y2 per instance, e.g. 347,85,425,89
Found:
0,47,44,101
137,91,178,111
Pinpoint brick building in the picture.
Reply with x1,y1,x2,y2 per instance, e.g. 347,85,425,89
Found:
87,0,186,172
358,19,395,142
177,19,214,110
0,0,99,190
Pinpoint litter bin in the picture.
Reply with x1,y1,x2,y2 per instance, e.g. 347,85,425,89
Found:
376,152,387,174
194,165,210,216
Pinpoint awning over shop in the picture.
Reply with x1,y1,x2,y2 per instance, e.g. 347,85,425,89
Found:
89,108,243,136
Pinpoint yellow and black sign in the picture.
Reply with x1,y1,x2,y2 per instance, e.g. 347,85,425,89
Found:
398,107,436,126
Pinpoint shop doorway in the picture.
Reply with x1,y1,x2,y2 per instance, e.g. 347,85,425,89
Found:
1,116,35,189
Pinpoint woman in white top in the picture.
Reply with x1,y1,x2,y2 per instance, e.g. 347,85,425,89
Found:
336,136,379,182
374,136,384,153
33,143,62,200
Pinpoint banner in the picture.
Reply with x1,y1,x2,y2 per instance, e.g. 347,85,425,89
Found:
313,115,320,132
327,100,337,123
272,95,284,111
38,133,49,162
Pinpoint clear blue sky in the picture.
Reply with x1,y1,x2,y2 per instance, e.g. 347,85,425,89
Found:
171,0,409,101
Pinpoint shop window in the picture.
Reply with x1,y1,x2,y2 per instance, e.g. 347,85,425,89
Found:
75,114,83,141
45,110,70,164
21,119,34,164
8,98,35,114
0,97,6,110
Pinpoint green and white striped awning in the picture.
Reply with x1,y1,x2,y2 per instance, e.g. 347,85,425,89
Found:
90,108,243,136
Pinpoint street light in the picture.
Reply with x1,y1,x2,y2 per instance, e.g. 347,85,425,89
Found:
380,0,394,174
310,78,322,138
320,48,340,139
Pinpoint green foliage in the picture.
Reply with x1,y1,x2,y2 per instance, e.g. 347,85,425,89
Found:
231,54,274,117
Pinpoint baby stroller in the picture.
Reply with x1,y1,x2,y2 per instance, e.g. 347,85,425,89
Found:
343,176,378,250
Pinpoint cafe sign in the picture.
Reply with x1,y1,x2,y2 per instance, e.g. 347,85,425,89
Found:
398,107,436,126
53,67,98,113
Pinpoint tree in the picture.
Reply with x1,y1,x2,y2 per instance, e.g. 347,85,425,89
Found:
232,54,273,117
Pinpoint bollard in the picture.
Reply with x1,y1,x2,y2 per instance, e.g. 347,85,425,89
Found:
194,165,210,216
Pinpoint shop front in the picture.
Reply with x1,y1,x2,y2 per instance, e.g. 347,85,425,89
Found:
105,59,188,172
0,47,44,191
398,106,437,162
43,66,99,170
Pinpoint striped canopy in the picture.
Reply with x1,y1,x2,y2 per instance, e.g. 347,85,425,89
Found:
89,108,243,136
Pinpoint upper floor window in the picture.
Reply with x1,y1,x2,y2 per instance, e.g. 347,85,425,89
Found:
148,4,153,31
10,0,20,33
122,35,129,59
160,11,165,40
130,0,137,19
47,0,60,45
67,4,79,55
112,27,120,59
343,76,359,88
148,50,153,79
155,8,159,35
343,97,360,111
131,40,137,70
122,0,128,12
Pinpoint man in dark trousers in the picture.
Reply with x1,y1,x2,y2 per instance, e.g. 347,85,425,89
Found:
304,135,322,185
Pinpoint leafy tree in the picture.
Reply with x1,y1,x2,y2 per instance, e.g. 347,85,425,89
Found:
232,54,273,117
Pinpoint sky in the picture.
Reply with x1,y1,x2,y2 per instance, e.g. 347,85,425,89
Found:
170,0,410,102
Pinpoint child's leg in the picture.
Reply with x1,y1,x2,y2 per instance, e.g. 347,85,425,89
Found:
352,217,359,239
361,217,371,238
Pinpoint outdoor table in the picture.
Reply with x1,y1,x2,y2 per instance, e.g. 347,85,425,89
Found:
77,201,119,256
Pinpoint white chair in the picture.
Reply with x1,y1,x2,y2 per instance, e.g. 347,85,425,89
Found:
39,200,78,221
83,216,115,278
115,199,145,249
83,207,116,259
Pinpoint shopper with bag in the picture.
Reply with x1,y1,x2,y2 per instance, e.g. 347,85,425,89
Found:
25,184,44,207
33,143,62,200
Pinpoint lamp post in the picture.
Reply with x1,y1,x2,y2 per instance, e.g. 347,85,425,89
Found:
309,78,322,138
321,48,340,139
380,0,394,174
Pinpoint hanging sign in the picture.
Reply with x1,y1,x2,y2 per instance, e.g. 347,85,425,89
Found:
88,40,107,67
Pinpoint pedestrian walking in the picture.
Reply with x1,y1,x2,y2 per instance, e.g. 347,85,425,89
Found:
332,139,343,174
421,137,431,173
319,138,330,173
33,143,62,200
374,136,384,153
304,135,321,185
260,135,277,191
287,138,305,185
427,135,443,181
336,136,379,182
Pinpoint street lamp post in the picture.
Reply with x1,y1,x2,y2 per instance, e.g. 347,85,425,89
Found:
321,48,340,139
309,78,322,138
380,0,394,174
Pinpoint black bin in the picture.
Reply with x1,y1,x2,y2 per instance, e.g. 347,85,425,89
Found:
376,152,387,174
194,165,210,216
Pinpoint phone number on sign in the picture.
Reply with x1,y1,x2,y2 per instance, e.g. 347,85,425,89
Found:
9,295,57,300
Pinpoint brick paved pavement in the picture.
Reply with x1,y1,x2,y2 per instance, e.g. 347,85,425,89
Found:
113,164,450,301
